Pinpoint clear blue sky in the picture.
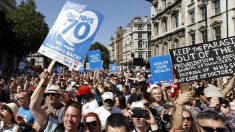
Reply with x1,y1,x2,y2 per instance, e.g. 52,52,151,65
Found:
17,0,151,46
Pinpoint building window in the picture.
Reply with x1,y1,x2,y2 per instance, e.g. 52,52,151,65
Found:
148,32,151,40
155,45,159,56
174,39,179,48
138,33,142,39
145,53,148,59
163,19,168,32
139,53,143,58
155,23,159,35
190,33,195,45
201,30,207,43
173,13,179,28
163,0,167,8
200,6,206,20
138,41,143,49
214,0,220,15
189,10,195,24
163,43,168,54
138,24,142,30
147,24,151,30
214,26,221,40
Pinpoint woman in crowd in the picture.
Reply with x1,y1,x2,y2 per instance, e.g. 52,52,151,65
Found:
150,85,174,130
114,94,128,114
83,112,101,132
0,103,21,131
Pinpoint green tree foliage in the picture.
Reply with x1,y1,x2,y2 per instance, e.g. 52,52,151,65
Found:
88,42,110,68
0,9,18,53
6,0,49,56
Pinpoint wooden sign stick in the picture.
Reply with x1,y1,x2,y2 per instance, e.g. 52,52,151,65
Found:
30,59,56,100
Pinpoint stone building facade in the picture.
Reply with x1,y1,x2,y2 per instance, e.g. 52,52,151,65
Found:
148,0,186,56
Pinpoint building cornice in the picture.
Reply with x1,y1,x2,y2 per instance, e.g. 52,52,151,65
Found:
151,27,185,42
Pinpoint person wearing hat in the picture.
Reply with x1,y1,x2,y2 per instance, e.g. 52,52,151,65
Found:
76,85,99,116
0,102,21,131
30,70,83,132
42,84,65,123
95,92,122,130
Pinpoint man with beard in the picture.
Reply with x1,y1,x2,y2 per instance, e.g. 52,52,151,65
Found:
17,92,34,132
95,92,122,130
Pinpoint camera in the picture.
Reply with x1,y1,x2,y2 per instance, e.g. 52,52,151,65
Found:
131,107,149,119
218,97,229,108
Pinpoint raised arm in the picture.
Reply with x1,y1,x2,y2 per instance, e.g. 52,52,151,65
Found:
222,74,235,97
29,70,51,127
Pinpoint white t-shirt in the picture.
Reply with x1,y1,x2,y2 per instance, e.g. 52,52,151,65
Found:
82,99,99,115
95,106,122,127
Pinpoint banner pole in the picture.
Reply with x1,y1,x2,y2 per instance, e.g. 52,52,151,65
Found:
30,59,56,100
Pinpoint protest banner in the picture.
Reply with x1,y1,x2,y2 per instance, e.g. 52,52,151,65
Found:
170,36,235,83
32,1,104,99
38,1,104,71
110,64,118,73
88,49,103,70
150,55,174,83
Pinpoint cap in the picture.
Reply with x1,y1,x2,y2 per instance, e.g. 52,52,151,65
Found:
2,103,18,122
203,84,223,97
131,101,144,108
102,92,114,100
45,84,62,94
76,85,91,96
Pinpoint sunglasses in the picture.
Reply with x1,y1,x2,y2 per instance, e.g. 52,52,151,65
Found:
17,97,24,100
46,93,57,96
183,117,192,121
85,121,97,127
198,124,226,132
104,99,113,103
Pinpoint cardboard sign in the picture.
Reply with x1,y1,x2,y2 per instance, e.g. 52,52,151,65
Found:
150,55,174,83
170,36,235,82
110,64,118,73
38,1,104,71
88,49,103,70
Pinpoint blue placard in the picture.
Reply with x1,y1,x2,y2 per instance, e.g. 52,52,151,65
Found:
88,49,103,70
38,1,104,71
79,65,85,73
110,64,118,73
150,55,174,83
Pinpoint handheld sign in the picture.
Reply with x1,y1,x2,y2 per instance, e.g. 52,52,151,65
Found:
88,49,103,70
170,36,235,83
150,55,174,83
38,1,104,71
110,64,118,73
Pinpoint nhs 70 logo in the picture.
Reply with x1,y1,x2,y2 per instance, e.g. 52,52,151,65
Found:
59,9,99,46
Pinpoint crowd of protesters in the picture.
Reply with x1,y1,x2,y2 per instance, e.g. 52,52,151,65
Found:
0,68,234,132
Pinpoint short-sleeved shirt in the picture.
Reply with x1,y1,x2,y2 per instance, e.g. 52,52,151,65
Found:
95,106,122,127
43,116,59,132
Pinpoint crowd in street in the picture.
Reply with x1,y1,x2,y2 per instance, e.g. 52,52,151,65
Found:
0,68,235,132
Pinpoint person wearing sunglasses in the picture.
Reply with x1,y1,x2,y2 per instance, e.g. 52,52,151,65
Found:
196,110,227,132
42,84,65,123
0,103,21,131
17,92,34,132
83,112,101,132
95,92,122,130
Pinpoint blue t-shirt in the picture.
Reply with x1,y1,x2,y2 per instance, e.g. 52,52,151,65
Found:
18,106,35,132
